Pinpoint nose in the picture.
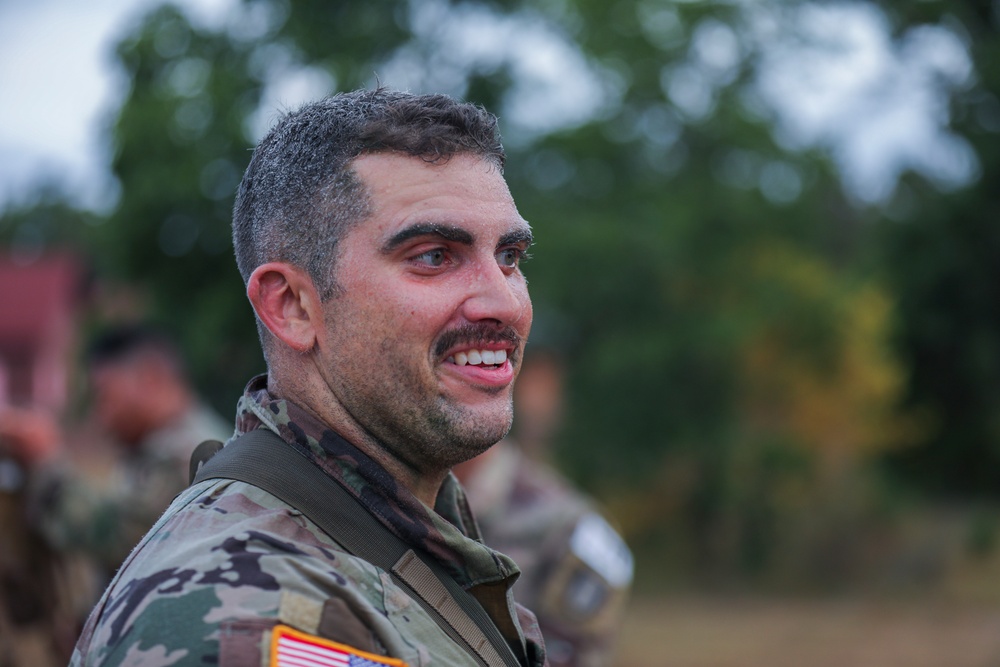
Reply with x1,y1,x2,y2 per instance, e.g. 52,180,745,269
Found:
460,259,531,328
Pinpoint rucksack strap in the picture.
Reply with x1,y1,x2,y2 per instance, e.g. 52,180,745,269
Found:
192,429,524,667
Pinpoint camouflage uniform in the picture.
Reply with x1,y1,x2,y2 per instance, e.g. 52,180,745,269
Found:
31,403,231,574
0,472,98,667
71,376,547,667
461,441,633,667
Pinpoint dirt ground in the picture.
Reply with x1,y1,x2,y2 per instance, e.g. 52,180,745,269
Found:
614,594,1000,667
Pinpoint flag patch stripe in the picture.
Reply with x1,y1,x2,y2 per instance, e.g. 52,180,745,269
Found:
270,624,408,667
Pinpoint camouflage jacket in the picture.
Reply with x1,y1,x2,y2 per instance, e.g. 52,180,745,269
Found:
462,441,633,667
70,376,547,667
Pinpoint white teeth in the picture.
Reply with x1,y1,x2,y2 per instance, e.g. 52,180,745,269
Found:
450,349,508,366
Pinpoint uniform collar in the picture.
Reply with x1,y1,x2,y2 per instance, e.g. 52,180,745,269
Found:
233,375,521,590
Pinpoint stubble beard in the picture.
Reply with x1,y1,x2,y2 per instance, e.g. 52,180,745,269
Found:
324,306,522,475
332,346,516,475
371,385,515,474
425,393,514,466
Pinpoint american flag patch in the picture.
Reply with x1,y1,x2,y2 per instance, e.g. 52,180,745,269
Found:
270,624,408,667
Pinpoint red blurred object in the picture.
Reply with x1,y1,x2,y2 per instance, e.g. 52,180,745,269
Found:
0,252,85,411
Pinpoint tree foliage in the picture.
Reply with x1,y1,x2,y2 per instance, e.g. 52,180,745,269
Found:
5,0,1000,583
871,0,1000,498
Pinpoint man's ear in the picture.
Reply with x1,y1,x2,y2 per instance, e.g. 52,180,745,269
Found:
247,262,322,352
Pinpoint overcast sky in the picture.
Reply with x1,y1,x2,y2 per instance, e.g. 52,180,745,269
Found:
0,0,234,212
0,0,980,213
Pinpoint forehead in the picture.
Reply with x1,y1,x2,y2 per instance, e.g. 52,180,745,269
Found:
349,152,529,242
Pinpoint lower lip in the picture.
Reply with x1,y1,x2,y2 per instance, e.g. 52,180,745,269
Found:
445,359,515,387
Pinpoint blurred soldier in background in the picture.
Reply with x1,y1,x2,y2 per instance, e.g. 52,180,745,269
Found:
0,323,231,576
0,254,229,664
0,420,94,666
454,346,634,667
0,253,94,666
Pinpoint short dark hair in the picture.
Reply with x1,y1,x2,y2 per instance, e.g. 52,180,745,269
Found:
232,88,506,300
85,324,181,370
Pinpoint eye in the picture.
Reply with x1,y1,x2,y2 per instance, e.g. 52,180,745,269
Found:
496,247,526,269
414,248,448,267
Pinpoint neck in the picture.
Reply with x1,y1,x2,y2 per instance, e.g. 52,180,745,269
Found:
366,445,448,508
267,371,447,508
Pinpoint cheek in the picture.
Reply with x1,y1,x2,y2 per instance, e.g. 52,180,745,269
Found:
516,286,533,330
327,295,418,356
384,286,458,327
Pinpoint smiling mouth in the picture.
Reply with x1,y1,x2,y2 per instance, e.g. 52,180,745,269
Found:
435,323,521,370
447,348,508,367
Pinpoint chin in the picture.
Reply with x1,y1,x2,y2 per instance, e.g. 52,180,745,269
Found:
424,401,512,464
459,416,512,450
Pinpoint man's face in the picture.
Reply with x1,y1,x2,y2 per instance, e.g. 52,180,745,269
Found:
90,361,147,446
315,153,533,473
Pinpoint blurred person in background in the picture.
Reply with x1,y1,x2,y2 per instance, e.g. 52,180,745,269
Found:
454,345,634,667
0,253,97,665
0,323,231,577
0,403,95,667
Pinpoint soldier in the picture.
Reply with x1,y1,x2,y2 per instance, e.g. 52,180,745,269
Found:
71,89,546,667
0,324,231,575
0,438,96,667
455,349,633,667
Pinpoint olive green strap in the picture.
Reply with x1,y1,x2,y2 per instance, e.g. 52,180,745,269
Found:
392,550,514,667
192,429,523,667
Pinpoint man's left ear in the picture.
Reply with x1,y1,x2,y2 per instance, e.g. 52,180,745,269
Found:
246,262,322,353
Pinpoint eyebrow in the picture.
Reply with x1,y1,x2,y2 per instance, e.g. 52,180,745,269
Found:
499,228,534,249
380,222,534,254
380,223,474,254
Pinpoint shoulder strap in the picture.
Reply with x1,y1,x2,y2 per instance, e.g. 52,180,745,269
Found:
192,429,524,667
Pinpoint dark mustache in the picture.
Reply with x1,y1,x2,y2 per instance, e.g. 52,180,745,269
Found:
434,324,522,359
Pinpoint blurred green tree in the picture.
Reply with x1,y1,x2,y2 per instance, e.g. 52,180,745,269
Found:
872,1,1000,498
485,1,912,580
83,5,268,409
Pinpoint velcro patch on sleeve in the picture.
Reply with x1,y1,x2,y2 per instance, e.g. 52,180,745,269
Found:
569,513,634,588
270,624,408,667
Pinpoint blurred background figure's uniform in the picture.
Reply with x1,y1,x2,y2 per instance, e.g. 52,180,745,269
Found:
455,348,634,667
0,254,96,666
0,468,96,667
21,324,232,574
0,255,231,665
